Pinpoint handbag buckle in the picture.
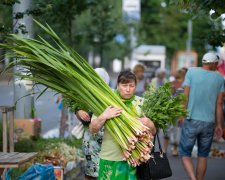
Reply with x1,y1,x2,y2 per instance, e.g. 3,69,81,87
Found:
152,158,156,165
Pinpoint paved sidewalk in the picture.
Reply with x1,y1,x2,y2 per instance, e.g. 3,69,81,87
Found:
75,140,225,180
165,140,225,180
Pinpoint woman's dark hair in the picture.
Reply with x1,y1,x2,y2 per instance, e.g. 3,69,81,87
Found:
117,70,137,85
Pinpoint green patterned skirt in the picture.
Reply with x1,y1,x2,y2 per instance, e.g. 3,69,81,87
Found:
98,159,137,180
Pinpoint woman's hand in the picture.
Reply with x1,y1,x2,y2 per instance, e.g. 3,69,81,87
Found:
101,106,123,121
89,106,122,134
76,110,91,121
139,117,156,135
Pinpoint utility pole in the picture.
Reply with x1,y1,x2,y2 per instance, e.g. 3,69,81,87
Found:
13,0,34,119
122,0,140,68
130,23,137,61
186,19,192,61
186,20,192,52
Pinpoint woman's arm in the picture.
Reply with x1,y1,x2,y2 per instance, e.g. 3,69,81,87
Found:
89,106,122,133
139,117,156,135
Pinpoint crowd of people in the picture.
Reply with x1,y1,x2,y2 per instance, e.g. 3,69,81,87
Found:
73,51,225,180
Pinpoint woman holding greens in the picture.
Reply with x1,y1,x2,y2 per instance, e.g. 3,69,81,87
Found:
89,70,156,180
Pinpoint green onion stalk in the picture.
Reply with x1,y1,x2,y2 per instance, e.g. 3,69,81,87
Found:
0,20,153,166
141,82,188,132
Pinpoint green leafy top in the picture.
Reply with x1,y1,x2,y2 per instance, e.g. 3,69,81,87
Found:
141,82,187,132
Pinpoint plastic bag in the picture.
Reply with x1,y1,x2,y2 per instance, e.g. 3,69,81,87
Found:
5,163,56,180
71,121,84,139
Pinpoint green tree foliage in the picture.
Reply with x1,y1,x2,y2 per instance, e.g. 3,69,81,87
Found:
0,2,13,42
168,0,224,18
0,1,15,67
138,0,190,58
34,0,130,68
168,0,225,47
35,0,93,46
138,0,224,64
0,0,43,42
84,0,130,67
0,0,130,67
191,16,219,63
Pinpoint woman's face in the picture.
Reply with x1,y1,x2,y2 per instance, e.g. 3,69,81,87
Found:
117,80,136,99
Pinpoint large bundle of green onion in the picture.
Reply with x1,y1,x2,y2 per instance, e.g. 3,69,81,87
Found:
0,21,153,166
141,82,187,132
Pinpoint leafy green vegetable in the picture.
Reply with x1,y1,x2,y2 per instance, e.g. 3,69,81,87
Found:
0,20,153,166
141,82,187,132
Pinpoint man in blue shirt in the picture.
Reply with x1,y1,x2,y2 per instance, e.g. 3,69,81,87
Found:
179,52,224,180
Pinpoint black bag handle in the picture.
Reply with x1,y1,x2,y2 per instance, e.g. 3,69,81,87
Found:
151,132,163,153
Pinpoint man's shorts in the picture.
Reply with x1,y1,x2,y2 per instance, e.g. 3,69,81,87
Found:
179,119,214,157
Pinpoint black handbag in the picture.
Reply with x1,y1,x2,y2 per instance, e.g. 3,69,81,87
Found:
136,133,172,180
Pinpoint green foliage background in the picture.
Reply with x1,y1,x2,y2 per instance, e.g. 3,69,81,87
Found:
0,0,224,68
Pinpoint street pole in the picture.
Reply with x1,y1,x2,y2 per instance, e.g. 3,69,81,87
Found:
130,23,137,62
186,19,192,61
122,0,140,69
13,0,34,119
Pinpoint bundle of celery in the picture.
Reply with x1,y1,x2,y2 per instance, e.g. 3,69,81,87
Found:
0,20,153,166
141,82,187,132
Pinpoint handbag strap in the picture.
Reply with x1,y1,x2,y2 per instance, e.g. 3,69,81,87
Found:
151,133,163,153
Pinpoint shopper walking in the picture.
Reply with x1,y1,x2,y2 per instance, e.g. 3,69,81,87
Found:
179,52,224,180
149,68,167,90
133,64,149,97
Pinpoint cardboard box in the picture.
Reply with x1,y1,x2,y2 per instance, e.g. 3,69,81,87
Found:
14,118,41,139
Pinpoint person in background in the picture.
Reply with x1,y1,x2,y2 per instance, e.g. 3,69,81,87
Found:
150,68,167,90
179,52,224,180
163,67,187,155
76,68,110,180
89,70,156,180
133,64,149,97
